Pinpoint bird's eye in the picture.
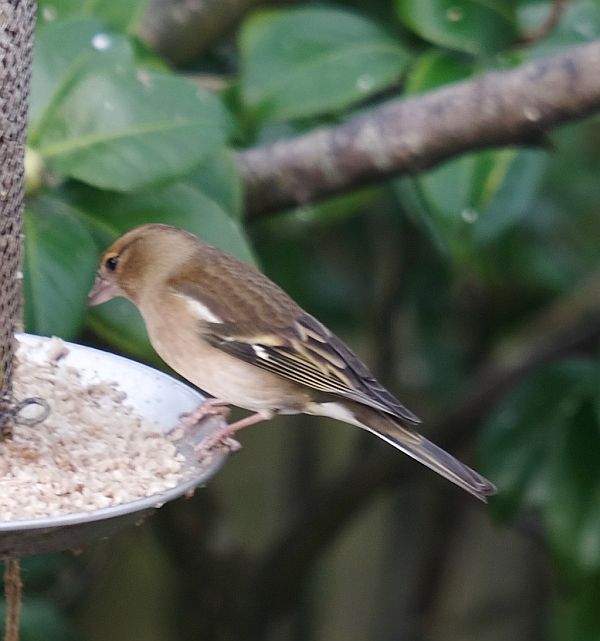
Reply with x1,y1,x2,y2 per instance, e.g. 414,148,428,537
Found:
105,255,119,272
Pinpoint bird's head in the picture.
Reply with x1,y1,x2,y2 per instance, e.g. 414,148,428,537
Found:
88,223,197,306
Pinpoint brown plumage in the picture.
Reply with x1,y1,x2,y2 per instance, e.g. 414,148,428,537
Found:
89,223,496,501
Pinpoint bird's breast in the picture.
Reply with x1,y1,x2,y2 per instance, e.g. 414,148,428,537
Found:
140,299,309,413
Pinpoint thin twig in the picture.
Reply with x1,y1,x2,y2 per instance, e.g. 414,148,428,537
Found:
519,0,570,45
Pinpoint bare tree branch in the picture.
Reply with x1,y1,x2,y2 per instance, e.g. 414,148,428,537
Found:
237,41,600,218
253,312,600,621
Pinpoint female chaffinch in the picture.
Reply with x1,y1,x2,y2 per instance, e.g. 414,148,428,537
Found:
89,223,496,501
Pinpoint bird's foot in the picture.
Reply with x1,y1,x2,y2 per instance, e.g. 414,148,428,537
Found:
195,433,243,458
194,409,274,459
194,426,242,457
168,398,231,440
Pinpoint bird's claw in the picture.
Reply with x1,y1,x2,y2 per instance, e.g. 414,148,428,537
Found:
194,434,241,463
168,398,231,439
180,398,231,425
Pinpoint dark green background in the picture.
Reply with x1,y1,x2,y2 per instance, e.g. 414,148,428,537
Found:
8,1,600,639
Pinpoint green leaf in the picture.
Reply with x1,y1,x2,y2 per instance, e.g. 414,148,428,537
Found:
185,149,244,219
62,178,254,358
285,188,380,225
396,48,548,263
472,149,547,242
240,7,411,121
545,399,600,576
396,0,517,55
29,18,134,130
30,19,230,191
37,0,149,33
405,49,475,94
480,360,594,520
554,574,600,641
396,148,546,262
24,196,98,338
36,72,229,192
67,177,253,261
480,359,600,579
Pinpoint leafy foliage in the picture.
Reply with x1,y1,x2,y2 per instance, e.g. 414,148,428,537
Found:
396,0,517,54
18,0,600,639
239,7,411,121
24,10,251,343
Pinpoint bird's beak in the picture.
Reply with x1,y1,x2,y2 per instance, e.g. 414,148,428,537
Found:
88,274,121,306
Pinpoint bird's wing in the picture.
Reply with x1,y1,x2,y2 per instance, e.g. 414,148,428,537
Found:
169,274,420,425
203,312,421,426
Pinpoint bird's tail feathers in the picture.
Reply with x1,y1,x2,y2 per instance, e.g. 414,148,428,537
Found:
356,408,496,502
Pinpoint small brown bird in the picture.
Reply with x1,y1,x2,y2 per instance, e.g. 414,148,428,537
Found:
89,224,496,501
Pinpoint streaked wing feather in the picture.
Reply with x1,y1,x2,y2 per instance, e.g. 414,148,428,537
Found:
323,329,421,424
205,313,420,425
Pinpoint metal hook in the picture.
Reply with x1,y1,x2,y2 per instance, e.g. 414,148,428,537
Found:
0,396,50,427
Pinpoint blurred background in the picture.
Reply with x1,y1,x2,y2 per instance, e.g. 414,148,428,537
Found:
7,0,600,639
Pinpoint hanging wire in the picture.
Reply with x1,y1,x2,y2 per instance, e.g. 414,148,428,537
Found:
0,2,39,639
3,560,22,641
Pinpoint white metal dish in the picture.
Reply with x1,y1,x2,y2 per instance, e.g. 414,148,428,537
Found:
0,334,227,557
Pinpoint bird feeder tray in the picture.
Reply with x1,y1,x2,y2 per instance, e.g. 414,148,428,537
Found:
0,334,227,558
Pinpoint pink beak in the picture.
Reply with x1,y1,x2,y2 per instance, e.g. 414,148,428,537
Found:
88,275,121,306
